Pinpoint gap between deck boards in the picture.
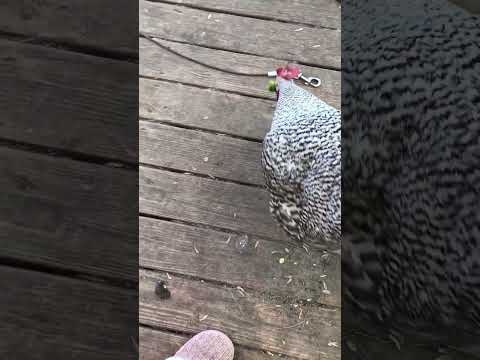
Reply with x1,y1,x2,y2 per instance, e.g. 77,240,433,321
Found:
143,0,340,30
0,30,138,62
140,120,266,186
140,37,341,107
0,138,137,171
0,256,136,290
140,325,302,360
140,269,340,359
140,215,340,307
140,162,264,189
140,1,340,69
140,74,275,101
140,116,264,143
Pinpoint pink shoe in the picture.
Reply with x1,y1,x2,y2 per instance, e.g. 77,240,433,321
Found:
166,330,234,360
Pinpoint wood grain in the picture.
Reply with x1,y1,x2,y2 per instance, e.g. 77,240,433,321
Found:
140,38,341,109
140,121,264,185
140,166,288,241
140,217,340,306
0,147,137,280
152,0,341,29
140,1,340,69
0,39,137,162
140,269,341,359
140,78,274,140
140,327,297,360
0,0,137,54
140,327,184,360
0,265,136,359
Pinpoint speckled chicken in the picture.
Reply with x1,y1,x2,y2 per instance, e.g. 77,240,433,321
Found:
261,65,341,253
342,0,480,346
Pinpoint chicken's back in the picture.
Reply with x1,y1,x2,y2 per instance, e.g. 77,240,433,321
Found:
262,79,341,251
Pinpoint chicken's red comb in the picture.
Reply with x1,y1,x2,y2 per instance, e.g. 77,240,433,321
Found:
276,64,301,80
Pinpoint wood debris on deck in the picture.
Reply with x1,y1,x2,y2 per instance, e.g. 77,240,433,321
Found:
139,0,341,358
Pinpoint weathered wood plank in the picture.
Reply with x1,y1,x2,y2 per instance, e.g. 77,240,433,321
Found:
140,121,264,185
0,0,137,53
0,147,137,281
140,1,340,69
153,0,341,29
1,265,136,359
140,166,287,241
140,38,341,108
140,327,184,360
140,327,296,360
140,78,274,141
140,217,340,306
140,269,341,359
0,39,137,162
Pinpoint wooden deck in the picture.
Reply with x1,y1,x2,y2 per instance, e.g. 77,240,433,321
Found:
1,1,138,357
3,1,473,359
140,1,341,359
1,0,340,358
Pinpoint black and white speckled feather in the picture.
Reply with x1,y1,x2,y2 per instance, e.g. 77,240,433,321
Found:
262,78,341,252
342,0,480,335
